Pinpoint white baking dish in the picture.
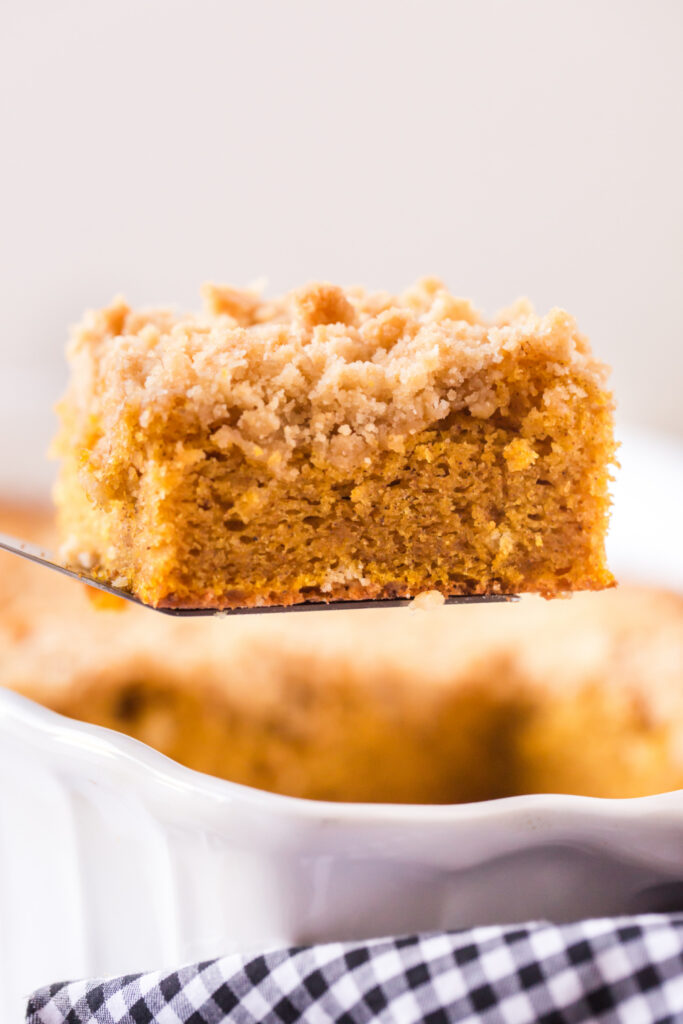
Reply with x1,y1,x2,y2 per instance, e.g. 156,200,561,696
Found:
2,688,683,1023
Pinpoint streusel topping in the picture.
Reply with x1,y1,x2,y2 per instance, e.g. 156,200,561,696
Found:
62,278,608,475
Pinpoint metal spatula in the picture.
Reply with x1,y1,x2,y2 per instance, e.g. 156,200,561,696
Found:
0,532,517,616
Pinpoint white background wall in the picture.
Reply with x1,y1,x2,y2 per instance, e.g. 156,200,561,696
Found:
1,0,682,495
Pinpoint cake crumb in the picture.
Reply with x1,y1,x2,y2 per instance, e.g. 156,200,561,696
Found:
504,438,539,471
410,590,446,611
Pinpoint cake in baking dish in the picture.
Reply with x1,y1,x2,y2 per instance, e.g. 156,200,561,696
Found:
2,503,681,804
53,278,616,609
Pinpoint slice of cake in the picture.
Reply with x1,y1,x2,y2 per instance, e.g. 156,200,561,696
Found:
54,278,616,609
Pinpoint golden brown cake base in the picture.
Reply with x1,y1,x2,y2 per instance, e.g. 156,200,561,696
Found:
54,279,616,608
2,503,681,805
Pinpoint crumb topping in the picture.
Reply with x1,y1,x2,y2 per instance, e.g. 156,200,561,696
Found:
61,278,609,475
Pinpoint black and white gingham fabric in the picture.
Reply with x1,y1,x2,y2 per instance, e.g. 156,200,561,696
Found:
27,915,683,1023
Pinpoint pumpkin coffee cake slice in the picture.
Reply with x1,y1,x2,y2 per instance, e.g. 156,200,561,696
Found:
54,278,616,609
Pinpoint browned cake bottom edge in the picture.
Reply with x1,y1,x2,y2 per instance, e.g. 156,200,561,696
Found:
154,576,616,609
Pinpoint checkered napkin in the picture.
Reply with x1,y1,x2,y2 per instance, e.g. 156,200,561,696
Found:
26,915,683,1024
